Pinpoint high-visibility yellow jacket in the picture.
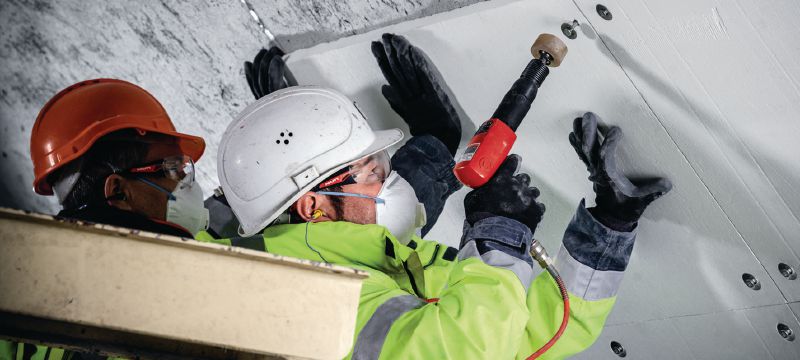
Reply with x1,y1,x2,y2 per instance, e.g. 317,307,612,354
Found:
197,200,635,359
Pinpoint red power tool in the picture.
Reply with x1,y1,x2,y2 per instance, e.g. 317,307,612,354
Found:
454,34,568,188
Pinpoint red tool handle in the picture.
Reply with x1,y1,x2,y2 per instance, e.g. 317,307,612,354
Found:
453,119,517,188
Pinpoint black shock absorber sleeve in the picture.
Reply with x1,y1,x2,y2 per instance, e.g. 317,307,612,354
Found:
491,58,550,131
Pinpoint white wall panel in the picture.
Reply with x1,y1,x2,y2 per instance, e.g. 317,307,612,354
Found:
285,0,785,325
574,0,800,301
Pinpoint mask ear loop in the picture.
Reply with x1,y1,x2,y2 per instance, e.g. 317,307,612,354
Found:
305,209,329,263
316,191,385,204
136,177,177,201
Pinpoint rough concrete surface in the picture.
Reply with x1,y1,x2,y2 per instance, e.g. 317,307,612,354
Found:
0,0,485,213
250,0,488,51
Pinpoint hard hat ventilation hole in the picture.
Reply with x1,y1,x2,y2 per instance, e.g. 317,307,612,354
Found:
276,130,293,145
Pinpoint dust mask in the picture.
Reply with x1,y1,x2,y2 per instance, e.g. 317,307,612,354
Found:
166,177,210,236
138,176,209,236
375,172,426,244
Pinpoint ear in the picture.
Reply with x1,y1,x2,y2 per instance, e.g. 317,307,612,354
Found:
104,174,134,211
294,192,329,222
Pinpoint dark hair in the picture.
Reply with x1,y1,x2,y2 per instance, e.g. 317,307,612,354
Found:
56,130,149,211
288,185,345,224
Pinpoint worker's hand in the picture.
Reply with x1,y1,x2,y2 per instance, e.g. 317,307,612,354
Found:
244,47,290,99
569,112,673,231
371,33,462,156
463,154,546,232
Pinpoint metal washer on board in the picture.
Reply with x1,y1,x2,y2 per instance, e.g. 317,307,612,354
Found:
610,341,627,357
778,263,797,280
597,4,613,20
778,324,795,341
561,19,580,39
742,273,761,290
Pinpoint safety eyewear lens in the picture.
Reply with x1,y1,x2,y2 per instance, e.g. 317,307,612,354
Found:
162,155,195,184
127,155,195,184
314,151,391,191
346,151,391,185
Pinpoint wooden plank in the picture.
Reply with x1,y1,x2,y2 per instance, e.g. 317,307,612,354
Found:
0,208,366,359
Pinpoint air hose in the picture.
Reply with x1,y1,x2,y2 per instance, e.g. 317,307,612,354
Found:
527,240,570,360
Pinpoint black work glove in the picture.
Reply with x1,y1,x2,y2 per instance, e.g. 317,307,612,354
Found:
371,33,462,156
244,46,292,99
464,154,546,233
569,112,673,231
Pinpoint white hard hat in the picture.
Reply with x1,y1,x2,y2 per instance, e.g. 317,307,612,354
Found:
218,86,404,236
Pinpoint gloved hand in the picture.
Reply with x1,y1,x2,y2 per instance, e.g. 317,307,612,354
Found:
464,154,546,232
244,47,292,99
371,33,462,156
569,112,673,231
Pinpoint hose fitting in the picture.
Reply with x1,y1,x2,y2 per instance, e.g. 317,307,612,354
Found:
527,239,569,360
530,239,553,269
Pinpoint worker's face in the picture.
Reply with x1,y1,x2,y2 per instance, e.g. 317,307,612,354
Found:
294,152,389,224
104,141,184,221
332,182,383,224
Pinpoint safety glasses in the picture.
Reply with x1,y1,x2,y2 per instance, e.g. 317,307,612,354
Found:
125,155,196,185
313,151,391,191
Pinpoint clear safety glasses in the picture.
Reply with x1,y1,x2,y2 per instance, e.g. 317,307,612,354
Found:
119,155,196,201
313,151,391,191
125,155,196,184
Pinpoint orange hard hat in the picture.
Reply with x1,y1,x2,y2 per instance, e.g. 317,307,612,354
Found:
30,78,205,195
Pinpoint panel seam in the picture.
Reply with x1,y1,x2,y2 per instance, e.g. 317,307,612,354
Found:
609,301,789,328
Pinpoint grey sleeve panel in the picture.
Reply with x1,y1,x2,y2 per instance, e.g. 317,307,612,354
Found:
457,241,534,291
555,245,625,301
562,199,637,272
352,295,424,360
460,216,535,267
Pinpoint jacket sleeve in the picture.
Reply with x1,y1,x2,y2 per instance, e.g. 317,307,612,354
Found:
351,216,535,360
515,199,637,359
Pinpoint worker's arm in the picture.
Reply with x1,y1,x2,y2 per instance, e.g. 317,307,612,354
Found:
516,112,673,359
516,200,634,359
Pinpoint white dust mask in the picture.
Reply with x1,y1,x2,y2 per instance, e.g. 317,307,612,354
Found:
165,177,210,236
374,171,426,244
